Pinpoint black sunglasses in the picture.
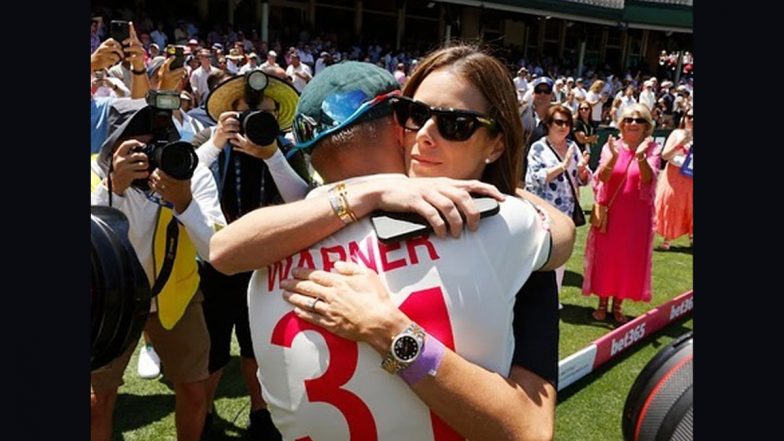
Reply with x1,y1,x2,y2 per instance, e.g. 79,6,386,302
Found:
579,107,591,111
623,117,648,125
534,87,552,95
551,118,572,128
391,96,498,142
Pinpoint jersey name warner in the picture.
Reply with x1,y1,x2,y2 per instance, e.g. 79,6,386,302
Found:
265,234,441,290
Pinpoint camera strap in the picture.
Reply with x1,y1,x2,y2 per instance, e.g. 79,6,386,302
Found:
150,216,179,296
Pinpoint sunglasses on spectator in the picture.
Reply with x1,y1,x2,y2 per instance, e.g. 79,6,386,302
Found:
551,119,572,128
391,96,499,142
534,87,552,95
623,117,648,125
290,89,400,154
579,107,590,111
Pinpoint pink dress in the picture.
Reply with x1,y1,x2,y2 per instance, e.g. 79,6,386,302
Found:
654,143,693,241
582,141,660,302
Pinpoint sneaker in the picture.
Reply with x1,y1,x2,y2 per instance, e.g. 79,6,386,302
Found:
137,344,161,379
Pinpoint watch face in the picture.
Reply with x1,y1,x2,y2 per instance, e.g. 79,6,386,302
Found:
393,335,420,362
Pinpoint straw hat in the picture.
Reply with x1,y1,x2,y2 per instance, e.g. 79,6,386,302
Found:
205,72,300,129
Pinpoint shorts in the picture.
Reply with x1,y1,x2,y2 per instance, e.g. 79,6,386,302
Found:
91,292,210,392
199,262,256,373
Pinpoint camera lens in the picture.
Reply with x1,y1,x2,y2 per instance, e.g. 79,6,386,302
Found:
152,141,199,180
239,111,279,146
91,206,151,371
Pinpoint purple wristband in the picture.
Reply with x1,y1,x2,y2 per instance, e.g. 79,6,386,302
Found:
399,333,446,386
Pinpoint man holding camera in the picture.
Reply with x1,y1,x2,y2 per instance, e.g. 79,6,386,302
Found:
90,91,226,441
190,70,310,439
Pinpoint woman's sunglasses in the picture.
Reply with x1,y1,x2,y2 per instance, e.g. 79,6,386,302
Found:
579,107,591,111
623,117,648,125
551,118,572,128
391,96,499,142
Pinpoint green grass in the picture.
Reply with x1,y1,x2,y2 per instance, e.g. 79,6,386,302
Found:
111,190,693,440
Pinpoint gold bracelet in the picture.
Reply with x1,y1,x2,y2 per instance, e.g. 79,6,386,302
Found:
335,182,358,222
328,182,357,224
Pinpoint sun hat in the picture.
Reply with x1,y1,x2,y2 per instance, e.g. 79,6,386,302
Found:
205,71,300,129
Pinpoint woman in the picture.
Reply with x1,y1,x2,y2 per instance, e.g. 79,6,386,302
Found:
212,47,571,440
654,106,693,249
572,101,599,153
586,80,607,125
583,103,661,323
526,104,590,293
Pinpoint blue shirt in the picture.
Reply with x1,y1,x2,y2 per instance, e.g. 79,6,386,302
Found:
91,96,115,154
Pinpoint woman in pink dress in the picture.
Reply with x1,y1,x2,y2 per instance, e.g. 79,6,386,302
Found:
654,106,693,250
583,103,661,323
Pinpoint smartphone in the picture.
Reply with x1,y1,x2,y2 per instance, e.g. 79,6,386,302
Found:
110,20,130,46
166,45,185,70
371,196,500,244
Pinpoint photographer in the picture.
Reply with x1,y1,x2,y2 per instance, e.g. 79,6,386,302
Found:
89,93,226,441
189,70,310,439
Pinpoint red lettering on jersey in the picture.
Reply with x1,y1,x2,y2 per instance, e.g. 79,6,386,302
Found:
267,256,293,291
405,235,440,265
378,241,407,272
295,249,316,270
321,245,347,273
349,237,377,273
271,312,378,441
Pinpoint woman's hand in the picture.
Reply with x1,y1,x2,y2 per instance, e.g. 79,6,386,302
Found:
562,145,576,170
607,134,619,158
636,136,656,157
280,261,410,354
361,177,506,239
577,149,590,171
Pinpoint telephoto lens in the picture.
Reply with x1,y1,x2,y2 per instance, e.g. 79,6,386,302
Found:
237,110,280,146
91,206,152,371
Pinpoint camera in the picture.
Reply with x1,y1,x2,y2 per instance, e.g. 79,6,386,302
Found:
91,206,151,371
235,110,279,146
131,91,199,190
233,69,279,146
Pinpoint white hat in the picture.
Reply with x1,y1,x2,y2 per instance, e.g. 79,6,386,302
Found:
268,50,277,57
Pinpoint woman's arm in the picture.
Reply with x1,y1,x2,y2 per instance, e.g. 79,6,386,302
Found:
661,129,692,161
210,177,506,275
515,188,575,271
282,262,556,441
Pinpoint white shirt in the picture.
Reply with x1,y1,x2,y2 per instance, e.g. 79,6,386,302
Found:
248,175,552,441
586,91,604,122
639,89,656,111
285,63,312,93
190,65,221,103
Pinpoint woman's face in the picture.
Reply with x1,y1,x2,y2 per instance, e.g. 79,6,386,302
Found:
578,104,591,120
620,111,649,142
548,111,572,141
404,69,503,180
684,110,694,129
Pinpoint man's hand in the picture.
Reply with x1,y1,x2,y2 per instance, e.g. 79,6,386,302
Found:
231,133,279,160
156,57,188,91
109,140,149,195
124,21,146,72
212,112,241,148
90,39,124,71
149,169,193,214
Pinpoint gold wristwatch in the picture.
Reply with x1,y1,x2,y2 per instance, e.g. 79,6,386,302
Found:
381,322,426,375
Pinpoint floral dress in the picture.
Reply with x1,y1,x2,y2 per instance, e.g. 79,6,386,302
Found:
525,138,588,216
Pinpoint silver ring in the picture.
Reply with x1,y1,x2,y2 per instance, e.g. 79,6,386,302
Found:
309,297,322,313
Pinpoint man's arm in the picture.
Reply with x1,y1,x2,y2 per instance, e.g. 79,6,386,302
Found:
515,188,575,271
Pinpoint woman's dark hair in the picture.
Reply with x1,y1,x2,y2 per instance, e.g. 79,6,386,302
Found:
402,44,524,194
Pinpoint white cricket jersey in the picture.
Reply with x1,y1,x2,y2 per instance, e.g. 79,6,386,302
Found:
248,175,551,441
